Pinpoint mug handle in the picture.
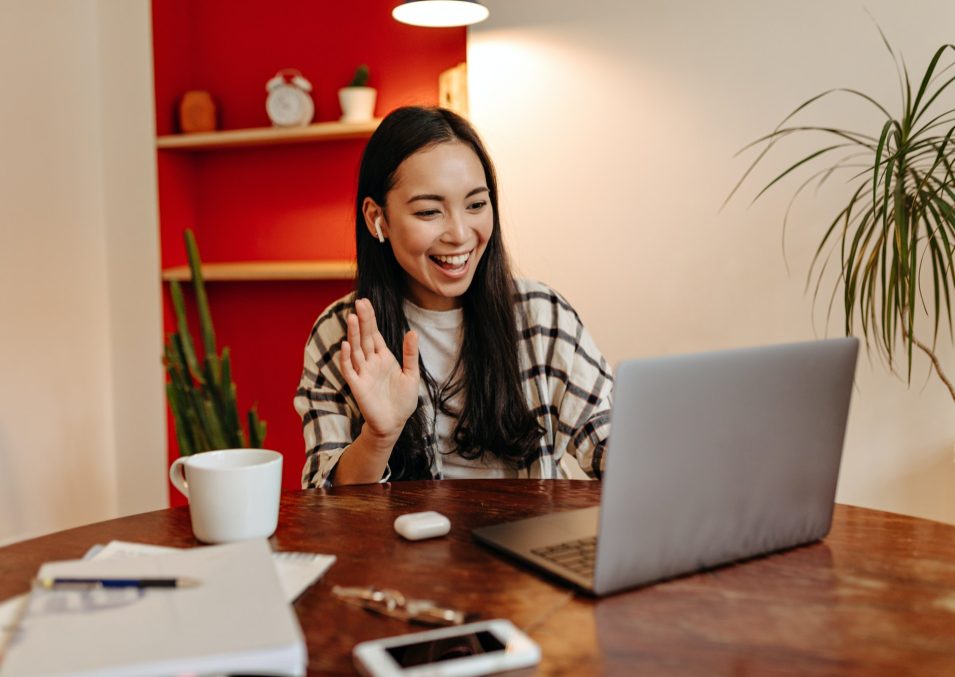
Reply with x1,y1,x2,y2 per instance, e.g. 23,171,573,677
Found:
169,457,190,500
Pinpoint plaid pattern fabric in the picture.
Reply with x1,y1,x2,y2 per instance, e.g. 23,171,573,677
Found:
294,279,614,488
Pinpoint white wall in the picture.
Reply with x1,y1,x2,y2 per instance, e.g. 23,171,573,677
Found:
97,0,166,521
0,0,164,545
470,0,955,524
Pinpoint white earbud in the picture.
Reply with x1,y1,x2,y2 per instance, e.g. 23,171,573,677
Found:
374,217,385,244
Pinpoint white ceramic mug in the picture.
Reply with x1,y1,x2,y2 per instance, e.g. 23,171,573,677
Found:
169,448,283,544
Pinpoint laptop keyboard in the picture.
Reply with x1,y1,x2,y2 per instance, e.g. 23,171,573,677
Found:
531,536,597,577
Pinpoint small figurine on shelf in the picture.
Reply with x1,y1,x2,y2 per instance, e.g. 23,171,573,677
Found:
265,69,315,127
176,90,218,133
338,64,377,122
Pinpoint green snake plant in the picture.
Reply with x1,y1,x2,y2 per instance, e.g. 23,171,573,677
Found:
163,229,266,455
727,38,955,404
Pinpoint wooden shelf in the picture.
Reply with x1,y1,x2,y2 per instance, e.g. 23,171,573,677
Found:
156,120,380,151
161,260,356,282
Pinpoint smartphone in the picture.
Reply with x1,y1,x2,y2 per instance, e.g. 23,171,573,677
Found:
353,618,541,677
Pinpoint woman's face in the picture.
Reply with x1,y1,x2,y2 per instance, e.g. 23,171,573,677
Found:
382,141,493,311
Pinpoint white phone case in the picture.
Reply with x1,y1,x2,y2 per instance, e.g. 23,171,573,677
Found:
353,618,540,677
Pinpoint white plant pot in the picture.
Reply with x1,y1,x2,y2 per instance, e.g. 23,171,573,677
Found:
338,87,377,122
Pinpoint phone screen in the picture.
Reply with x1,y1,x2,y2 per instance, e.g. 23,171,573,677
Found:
385,630,506,668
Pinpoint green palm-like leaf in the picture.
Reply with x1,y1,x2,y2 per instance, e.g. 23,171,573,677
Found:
730,36,955,402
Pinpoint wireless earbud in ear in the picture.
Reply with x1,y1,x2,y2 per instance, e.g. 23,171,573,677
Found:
374,217,385,244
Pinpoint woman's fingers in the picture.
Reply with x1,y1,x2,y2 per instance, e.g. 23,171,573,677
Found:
372,320,388,354
358,298,390,359
356,299,378,359
339,339,357,381
346,312,365,371
402,330,419,378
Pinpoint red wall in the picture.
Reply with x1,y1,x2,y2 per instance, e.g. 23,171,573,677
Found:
152,1,467,503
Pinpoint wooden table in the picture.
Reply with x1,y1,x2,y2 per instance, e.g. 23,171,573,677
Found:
2,480,954,675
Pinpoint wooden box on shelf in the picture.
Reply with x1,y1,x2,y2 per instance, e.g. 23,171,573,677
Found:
177,90,218,133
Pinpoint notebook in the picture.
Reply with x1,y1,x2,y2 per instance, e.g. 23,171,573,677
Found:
0,538,308,677
0,540,333,665
473,337,859,596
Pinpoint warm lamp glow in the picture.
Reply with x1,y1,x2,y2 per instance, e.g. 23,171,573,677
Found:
392,0,489,28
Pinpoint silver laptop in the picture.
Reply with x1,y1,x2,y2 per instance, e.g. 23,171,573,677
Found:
472,338,858,596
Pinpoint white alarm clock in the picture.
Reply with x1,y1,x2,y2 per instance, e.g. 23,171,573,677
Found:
265,69,314,127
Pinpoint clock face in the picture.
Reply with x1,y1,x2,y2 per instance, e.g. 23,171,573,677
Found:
266,84,314,127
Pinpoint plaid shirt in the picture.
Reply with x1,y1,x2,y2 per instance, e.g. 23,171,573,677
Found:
294,279,613,488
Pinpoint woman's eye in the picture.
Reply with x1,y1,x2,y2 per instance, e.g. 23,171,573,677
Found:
415,209,441,217
467,200,488,211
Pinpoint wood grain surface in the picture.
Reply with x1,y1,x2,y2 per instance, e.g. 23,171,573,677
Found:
1,480,954,675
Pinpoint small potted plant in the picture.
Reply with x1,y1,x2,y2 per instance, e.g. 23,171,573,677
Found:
338,64,377,123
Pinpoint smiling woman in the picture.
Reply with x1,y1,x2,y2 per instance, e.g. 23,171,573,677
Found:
293,107,614,488
367,140,493,311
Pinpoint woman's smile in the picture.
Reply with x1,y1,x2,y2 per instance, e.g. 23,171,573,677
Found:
429,250,472,273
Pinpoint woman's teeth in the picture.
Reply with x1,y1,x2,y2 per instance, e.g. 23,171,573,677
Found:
431,253,469,269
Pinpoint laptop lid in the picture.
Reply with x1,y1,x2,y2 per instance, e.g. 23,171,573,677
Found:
592,337,858,595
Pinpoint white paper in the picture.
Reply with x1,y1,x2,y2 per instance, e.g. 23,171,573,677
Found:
0,539,309,677
271,549,337,602
0,594,28,657
90,539,335,602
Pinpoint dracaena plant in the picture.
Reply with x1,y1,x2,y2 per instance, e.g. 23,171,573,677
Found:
163,229,266,454
727,36,955,404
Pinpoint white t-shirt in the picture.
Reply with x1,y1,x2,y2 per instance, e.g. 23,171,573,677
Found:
403,300,518,479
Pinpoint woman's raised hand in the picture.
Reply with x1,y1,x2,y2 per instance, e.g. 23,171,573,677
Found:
339,298,420,442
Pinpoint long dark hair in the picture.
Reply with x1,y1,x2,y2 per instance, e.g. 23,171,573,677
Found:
355,106,542,479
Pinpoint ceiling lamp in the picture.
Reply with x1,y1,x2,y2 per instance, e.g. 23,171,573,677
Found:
392,1,490,28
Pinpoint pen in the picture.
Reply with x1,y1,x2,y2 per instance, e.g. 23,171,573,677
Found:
32,577,201,590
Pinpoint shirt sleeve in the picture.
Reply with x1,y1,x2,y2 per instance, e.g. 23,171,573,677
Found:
520,282,613,479
560,313,613,479
293,300,361,488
